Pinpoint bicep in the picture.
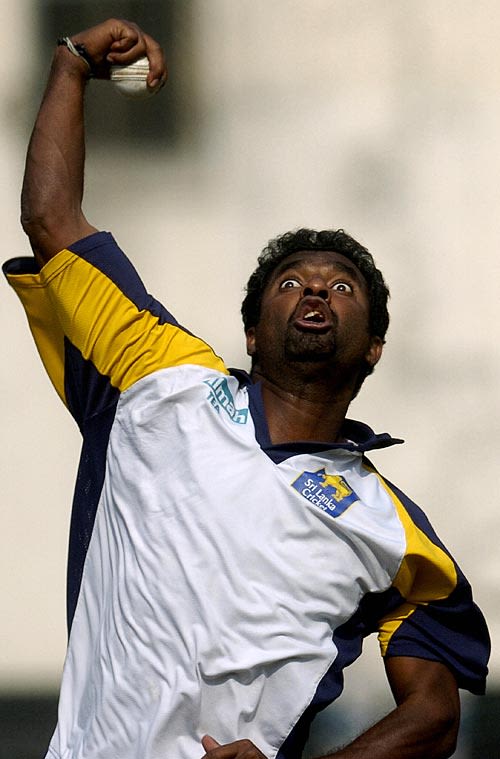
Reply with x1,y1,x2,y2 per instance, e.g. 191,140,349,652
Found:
385,656,460,718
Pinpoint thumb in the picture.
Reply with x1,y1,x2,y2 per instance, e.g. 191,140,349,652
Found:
202,735,221,753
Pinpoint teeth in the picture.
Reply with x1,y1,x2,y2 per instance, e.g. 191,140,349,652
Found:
304,310,322,321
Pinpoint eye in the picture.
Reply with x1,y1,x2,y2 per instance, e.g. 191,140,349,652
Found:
279,278,301,290
332,281,353,294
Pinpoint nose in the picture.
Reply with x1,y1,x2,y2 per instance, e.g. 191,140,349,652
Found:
302,276,329,301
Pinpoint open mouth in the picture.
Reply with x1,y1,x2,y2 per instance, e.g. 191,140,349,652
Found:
303,309,326,324
292,298,334,332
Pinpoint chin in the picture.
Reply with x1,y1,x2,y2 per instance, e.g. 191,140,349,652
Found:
284,333,336,362
285,351,334,363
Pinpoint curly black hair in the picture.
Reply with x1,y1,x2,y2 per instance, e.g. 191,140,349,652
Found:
241,228,390,390
242,228,390,338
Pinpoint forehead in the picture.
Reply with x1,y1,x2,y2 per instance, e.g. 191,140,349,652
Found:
270,249,367,286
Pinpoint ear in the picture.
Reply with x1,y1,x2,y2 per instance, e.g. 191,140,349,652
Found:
246,326,256,357
365,336,383,368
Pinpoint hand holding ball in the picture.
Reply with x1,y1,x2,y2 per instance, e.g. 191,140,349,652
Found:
110,57,161,99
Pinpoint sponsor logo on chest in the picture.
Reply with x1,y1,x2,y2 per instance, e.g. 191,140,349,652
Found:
292,468,359,517
204,377,249,425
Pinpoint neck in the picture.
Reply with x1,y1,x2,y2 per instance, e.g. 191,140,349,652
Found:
251,365,354,445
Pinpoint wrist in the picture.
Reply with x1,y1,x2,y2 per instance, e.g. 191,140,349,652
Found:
57,37,95,77
53,42,92,80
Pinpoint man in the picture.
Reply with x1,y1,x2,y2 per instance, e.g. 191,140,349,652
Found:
4,18,489,759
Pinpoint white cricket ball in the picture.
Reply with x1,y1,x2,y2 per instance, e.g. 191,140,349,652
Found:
110,57,160,99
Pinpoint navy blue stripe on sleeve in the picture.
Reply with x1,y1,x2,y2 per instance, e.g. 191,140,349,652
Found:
69,231,178,326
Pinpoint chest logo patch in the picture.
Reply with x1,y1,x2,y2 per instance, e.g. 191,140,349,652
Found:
291,469,359,517
204,377,249,424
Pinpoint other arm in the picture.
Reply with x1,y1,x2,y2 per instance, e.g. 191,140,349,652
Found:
200,657,459,759
321,656,460,759
20,18,167,267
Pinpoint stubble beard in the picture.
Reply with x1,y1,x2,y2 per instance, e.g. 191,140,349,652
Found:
283,326,338,363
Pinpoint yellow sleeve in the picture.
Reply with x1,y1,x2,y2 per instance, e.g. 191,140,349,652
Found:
5,241,228,407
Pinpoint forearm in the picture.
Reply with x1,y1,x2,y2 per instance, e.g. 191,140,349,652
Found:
319,695,458,759
21,47,93,264
21,46,96,265
20,19,167,265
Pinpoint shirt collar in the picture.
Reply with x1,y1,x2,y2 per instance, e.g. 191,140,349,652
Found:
229,368,404,455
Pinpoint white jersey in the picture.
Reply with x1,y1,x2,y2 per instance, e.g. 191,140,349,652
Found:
4,232,489,759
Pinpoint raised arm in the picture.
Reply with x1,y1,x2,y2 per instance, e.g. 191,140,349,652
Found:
20,19,167,267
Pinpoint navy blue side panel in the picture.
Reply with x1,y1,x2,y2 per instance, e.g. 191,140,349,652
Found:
276,668,345,759
63,338,120,630
69,231,178,326
277,587,404,759
67,398,118,630
64,338,120,431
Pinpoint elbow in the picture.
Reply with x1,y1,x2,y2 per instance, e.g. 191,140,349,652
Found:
20,203,93,264
424,698,460,759
20,208,63,264
20,183,56,247
20,179,70,254
20,208,52,247
437,718,459,759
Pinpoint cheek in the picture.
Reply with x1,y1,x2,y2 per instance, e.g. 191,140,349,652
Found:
338,308,372,342
251,315,282,356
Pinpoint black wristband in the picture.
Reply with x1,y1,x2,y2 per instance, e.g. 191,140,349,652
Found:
57,36,95,78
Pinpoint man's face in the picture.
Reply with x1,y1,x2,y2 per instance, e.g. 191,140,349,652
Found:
246,250,383,387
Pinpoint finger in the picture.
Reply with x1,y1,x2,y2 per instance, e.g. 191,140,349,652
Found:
200,738,266,759
201,735,221,753
108,30,139,51
106,20,145,64
141,33,168,89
